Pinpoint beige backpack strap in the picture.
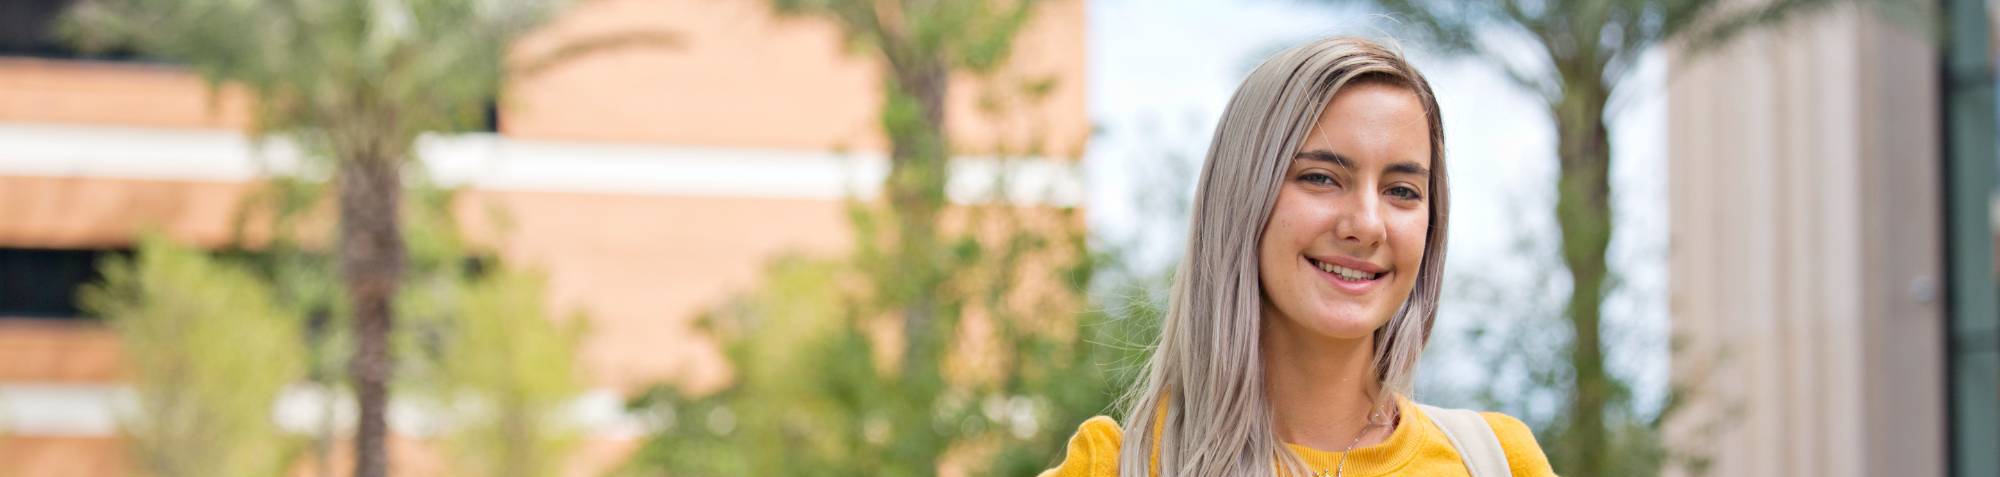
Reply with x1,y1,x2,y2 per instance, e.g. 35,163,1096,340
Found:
1418,404,1511,477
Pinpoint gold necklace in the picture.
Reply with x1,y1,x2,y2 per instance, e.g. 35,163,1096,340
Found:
1312,406,1395,477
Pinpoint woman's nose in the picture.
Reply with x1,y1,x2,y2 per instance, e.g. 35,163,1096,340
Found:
1332,193,1385,248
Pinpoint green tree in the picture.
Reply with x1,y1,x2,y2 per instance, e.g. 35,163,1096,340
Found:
226,169,590,477
617,202,1153,477
765,0,1039,373
62,2,578,475
228,171,347,477
423,269,587,477
616,3,1154,474
613,88,1150,473
1311,0,1928,475
81,236,306,477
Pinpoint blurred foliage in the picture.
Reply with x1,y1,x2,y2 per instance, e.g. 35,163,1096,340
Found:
81,236,307,477
423,269,588,477
223,173,490,476
1316,0,1932,475
226,169,590,477
616,210,1161,477
771,0,1037,73
85,172,589,477
60,0,563,139
615,2,1161,475
60,0,574,474
58,0,657,474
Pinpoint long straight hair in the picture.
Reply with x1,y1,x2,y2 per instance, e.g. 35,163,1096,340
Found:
1115,37,1449,477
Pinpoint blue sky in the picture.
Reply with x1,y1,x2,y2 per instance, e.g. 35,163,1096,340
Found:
1080,0,1670,416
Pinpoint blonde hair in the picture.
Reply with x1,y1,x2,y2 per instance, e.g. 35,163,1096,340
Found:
1116,36,1449,477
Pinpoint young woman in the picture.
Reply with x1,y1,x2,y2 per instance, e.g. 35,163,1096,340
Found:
1041,37,1556,477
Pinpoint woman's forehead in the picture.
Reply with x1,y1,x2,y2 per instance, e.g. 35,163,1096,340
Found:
1298,84,1432,169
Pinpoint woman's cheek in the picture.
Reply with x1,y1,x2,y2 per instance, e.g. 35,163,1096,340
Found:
1390,212,1428,266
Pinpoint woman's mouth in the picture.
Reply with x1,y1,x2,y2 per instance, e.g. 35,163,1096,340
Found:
1305,256,1387,293
1306,257,1382,281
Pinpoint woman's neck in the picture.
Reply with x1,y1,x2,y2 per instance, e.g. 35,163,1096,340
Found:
1260,304,1395,452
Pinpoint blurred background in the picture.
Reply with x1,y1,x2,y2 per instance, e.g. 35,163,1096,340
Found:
0,0,1992,476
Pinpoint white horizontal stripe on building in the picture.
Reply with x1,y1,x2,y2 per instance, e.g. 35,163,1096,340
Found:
0,122,1082,206
0,383,646,439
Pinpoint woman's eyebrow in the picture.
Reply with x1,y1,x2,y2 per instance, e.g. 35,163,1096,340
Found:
1293,150,1351,169
1386,161,1429,177
1295,150,1428,178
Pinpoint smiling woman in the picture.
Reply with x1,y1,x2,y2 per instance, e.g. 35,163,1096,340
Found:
1040,37,1554,477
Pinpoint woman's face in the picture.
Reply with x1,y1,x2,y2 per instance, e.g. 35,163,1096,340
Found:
1257,81,1432,341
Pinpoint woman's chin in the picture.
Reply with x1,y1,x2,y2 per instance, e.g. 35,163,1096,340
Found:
1300,309,1388,340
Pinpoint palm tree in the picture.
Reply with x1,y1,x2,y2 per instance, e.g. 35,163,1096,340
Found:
1309,0,1926,475
64,1,570,475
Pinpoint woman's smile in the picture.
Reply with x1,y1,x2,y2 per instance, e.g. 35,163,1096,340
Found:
1303,255,1390,295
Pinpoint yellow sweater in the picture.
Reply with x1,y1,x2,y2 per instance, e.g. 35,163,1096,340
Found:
1038,397,1556,477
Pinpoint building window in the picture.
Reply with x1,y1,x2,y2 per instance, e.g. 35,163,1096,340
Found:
481,99,501,133
0,247,125,319
1942,0,2000,475
0,0,148,61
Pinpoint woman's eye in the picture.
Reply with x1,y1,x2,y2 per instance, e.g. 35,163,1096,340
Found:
1299,172,1337,187
1388,185,1422,201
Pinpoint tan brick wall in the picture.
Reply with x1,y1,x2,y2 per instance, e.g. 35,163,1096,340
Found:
0,1,1089,156
0,58,251,130
0,175,251,250
0,320,122,383
0,436,129,477
453,188,852,393
505,0,1089,155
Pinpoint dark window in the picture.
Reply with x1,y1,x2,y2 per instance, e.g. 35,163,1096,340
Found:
1941,0,2000,475
481,99,501,133
0,247,126,319
0,0,149,61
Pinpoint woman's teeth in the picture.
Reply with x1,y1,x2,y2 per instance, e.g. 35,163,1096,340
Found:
1313,259,1380,281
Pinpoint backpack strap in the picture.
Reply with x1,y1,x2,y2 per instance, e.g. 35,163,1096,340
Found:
1418,404,1511,477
